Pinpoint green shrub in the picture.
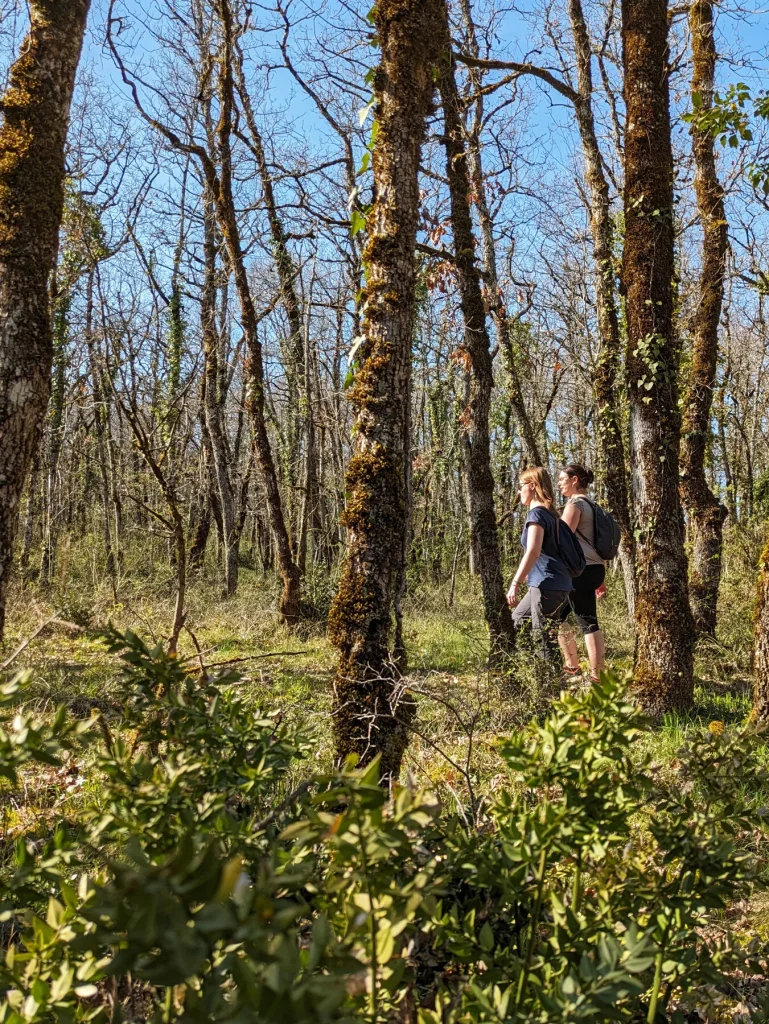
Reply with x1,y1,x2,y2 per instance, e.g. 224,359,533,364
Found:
1,632,767,1022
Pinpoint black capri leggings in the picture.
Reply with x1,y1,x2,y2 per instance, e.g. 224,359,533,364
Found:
560,563,605,635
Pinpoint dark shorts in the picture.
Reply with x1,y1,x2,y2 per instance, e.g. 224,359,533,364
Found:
560,563,605,635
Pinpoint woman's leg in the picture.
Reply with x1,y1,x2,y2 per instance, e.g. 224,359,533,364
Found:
511,590,534,629
571,565,606,680
558,626,580,671
585,630,606,678
556,596,579,671
534,589,570,661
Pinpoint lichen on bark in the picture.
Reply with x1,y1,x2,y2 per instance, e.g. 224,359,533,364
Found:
679,0,729,637
621,0,695,714
0,0,92,638
329,0,442,783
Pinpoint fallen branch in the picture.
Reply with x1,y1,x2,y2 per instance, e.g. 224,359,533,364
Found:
1,617,85,672
193,650,309,672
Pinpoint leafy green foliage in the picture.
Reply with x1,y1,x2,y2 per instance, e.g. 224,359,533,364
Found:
0,674,88,786
685,83,769,195
1,636,767,1021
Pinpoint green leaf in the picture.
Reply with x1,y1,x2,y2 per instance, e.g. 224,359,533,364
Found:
350,209,367,237
479,921,494,951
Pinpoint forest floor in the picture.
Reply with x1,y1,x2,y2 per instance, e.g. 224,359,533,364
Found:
2,539,769,1013
0,543,760,804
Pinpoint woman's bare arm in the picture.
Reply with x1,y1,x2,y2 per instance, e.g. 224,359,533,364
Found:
561,501,580,532
512,524,543,584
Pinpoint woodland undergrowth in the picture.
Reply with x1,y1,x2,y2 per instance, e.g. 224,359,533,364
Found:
0,528,768,1022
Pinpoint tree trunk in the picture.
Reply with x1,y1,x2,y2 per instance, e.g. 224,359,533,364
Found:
297,274,321,575
0,0,91,638
189,488,212,571
19,462,40,575
622,0,694,713
437,14,516,659
85,271,117,580
679,0,729,636
328,0,441,782
235,55,306,551
568,0,636,616
753,533,769,721
201,185,239,596
458,0,544,468
40,292,69,586
214,0,300,622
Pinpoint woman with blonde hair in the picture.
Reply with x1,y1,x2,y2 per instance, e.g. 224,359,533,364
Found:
507,467,573,655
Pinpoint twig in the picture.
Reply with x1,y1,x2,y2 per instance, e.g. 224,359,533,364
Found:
1,617,85,672
192,650,309,672
183,624,207,681
252,778,315,832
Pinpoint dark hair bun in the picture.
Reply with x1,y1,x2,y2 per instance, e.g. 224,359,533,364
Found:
563,464,593,488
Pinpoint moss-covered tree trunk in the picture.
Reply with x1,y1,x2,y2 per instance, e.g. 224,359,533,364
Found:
622,0,694,713
0,0,91,638
328,0,441,782
680,0,729,637
568,0,636,616
436,14,516,660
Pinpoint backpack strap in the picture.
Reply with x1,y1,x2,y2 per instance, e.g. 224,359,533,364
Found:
536,505,560,546
570,494,596,547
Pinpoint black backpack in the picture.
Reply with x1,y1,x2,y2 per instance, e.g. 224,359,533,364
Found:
540,508,585,578
582,498,621,561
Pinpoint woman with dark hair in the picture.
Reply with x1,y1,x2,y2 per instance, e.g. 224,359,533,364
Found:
557,464,606,682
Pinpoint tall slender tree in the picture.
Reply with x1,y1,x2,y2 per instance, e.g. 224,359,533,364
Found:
567,0,636,615
680,0,729,636
436,5,515,659
453,7,637,610
622,0,694,713
457,0,545,470
0,0,92,638
754,531,769,721
328,0,441,782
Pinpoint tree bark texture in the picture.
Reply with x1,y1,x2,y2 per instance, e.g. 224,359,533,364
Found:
0,0,91,638
622,0,695,713
679,0,729,636
437,13,516,659
327,0,441,782
568,0,636,616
